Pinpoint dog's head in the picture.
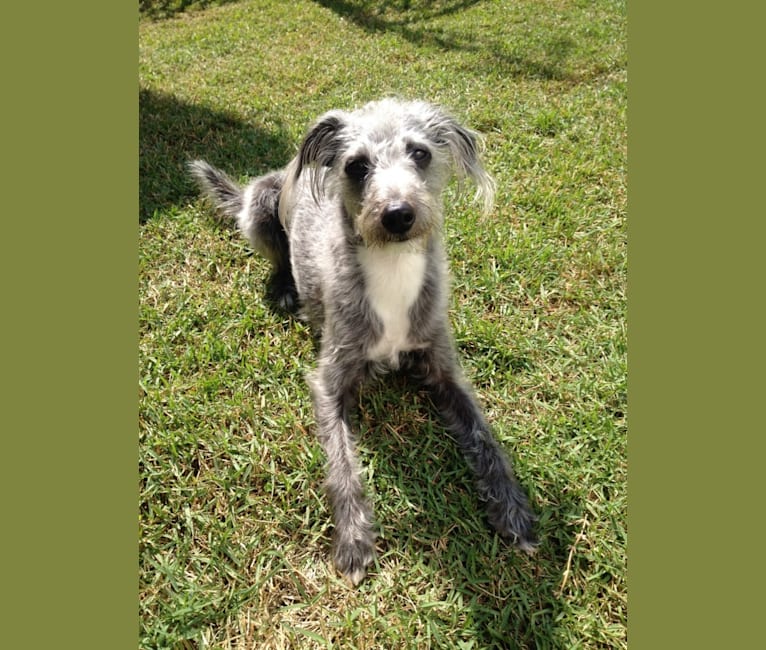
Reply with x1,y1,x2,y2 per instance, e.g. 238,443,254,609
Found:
295,99,495,246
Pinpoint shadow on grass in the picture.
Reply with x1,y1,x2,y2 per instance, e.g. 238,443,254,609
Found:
139,0,240,21
358,378,582,647
314,0,577,81
316,0,482,29
139,88,294,223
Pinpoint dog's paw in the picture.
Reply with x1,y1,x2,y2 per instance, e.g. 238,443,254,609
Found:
333,537,376,587
266,272,299,314
486,493,539,554
276,288,298,313
495,519,539,555
511,531,540,555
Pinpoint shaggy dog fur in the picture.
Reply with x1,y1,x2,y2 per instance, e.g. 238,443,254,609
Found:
190,98,537,585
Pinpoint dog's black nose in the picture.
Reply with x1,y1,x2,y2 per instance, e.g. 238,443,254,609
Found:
381,202,415,235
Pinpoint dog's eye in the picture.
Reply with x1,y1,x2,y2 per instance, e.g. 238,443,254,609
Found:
344,157,370,182
409,147,431,167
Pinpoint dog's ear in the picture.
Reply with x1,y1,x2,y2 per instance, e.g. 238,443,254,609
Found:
295,110,348,201
424,108,496,214
296,110,347,171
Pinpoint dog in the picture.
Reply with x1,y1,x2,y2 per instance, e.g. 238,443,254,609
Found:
190,98,537,585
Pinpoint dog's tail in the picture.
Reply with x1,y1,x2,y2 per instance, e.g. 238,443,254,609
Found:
188,159,244,219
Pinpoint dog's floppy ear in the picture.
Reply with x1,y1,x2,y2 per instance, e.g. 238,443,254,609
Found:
295,110,348,200
425,108,496,215
296,110,348,198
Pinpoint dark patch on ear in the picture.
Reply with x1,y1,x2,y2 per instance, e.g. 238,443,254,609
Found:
296,112,346,179
435,119,479,167
422,108,480,169
452,124,479,161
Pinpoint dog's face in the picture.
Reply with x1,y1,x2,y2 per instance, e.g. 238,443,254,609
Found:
296,99,495,246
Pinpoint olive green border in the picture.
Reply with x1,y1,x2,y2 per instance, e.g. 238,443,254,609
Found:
7,2,761,648
4,4,136,648
630,3,763,647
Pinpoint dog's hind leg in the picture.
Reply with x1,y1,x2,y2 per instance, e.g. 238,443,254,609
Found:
238,170,297,311
189,161,297,311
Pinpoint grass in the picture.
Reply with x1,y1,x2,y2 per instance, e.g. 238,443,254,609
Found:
139,1,626,647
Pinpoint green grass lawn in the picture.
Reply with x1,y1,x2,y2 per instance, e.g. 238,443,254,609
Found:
139,1,626,647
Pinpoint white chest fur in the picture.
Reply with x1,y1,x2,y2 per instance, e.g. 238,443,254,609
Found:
357,244,427,366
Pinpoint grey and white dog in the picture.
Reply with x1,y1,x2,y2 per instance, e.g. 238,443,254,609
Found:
190,98,537,585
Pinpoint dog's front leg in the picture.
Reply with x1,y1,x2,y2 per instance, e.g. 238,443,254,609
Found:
308,360,375,586
420,349,539,552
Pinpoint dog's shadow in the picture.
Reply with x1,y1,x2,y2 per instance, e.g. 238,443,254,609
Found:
139,88,294,223
350,373,582,647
